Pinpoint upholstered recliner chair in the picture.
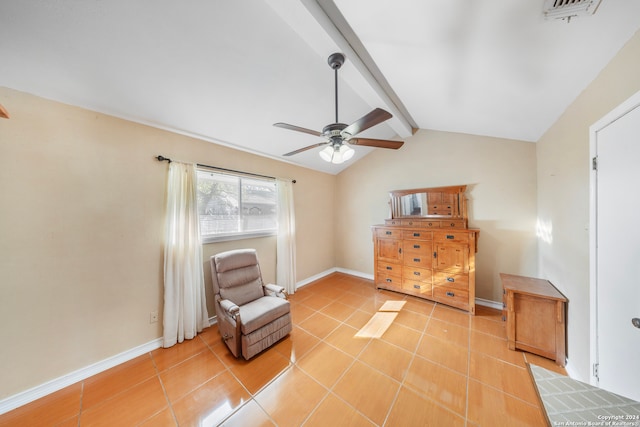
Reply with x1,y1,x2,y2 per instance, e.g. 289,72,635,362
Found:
210,249,292,360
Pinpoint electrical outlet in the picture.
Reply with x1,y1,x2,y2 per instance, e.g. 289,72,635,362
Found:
150,311,159,323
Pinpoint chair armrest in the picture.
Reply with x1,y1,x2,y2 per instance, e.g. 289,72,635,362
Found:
219,299,240,317
264,283,288,299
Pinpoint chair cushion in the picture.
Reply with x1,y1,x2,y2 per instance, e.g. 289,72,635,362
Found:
239,296,290,335
218,271,264,306
214,250,265,306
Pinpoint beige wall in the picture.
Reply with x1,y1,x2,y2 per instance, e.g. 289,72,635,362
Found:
335,129,538,302
536,29,640,381
0,87,335,399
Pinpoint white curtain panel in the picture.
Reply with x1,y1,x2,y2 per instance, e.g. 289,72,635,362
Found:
162,161,209,348
276,179,297,294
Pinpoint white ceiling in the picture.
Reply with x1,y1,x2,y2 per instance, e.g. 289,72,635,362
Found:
1,0,639,174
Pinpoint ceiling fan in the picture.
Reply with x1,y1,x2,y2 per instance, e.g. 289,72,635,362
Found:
274,52,404,164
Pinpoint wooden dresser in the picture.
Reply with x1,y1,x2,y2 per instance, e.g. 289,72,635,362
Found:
500,273,567,366
372,186,479,314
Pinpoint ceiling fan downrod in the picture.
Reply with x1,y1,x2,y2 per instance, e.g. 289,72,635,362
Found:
327,52,345,124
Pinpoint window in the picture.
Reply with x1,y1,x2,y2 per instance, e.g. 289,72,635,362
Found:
196,169,277,242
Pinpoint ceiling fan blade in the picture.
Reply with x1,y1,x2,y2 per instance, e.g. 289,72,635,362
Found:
348,138,404,150
273,122,322,137
283,142,328,157
341,108,392,137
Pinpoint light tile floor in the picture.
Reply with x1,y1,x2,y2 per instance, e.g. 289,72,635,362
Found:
0,273,567,426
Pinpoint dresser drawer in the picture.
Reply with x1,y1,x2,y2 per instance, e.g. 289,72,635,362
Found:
433,272,469,290
378,262,401,275
375,228,401,239
440,220,465,229
384,219,402,226
404,253,432,269
402,240,431,253
402,280,432,295
400,219,423,227
433,286,469,310
402,266,432,282
402,229,432,240
376,269,402,288
433,230,470,243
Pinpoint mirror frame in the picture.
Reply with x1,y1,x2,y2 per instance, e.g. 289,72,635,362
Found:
389,185,467,219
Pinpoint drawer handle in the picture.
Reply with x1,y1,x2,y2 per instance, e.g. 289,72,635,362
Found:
428,223,433,226
450,223,455,227
386,231,392,235
413,271,421,276
446,277,454,282
413,258,420,262
433,252,437,258
413,284,421,289
413,233,420,237
446,235,454,239
446,291,455,297
386,266,392,270
386,278,393,283
413,244,420,249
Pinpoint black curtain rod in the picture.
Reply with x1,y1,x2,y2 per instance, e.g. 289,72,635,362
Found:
155,155,296,183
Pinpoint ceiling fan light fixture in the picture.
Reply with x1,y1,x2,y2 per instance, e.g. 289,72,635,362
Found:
319,144,355,164
339,144,355,162
319,146,334,162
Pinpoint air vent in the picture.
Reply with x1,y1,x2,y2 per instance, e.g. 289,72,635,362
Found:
543,0,603,21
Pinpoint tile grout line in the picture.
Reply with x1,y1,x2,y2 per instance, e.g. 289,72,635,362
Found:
149,349,179,426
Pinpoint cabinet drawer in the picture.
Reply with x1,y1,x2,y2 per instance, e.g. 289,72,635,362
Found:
433,272,469,290
400,219,425,227
422,220,441,228
433,286,469,309
440,221,465,229
402,240,431,253
378,262,401,275
376,228,401,238
434,231,469,243
402,279,432,295
404,253,432,269
385,219,401,226
402,266,432,282
376,269,402,287
402,229,432,240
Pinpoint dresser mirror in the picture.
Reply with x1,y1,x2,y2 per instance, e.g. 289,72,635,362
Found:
389,185,467,220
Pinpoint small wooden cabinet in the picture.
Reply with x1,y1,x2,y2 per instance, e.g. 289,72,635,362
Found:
500,273,567,366
373,185,478,314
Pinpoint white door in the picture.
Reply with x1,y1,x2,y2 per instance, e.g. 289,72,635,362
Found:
593,95,640,401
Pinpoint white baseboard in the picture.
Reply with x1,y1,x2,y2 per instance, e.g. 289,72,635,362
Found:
0,338,163,415
295,267,339,289
294,268,374,290
475,297,503,311
335,267,374,281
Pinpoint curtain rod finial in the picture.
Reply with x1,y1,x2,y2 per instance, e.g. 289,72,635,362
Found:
157,155,172,163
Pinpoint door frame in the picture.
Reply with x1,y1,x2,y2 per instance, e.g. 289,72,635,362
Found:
589,88,640,386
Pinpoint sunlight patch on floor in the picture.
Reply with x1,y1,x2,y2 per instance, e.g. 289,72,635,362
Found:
355,300,406,338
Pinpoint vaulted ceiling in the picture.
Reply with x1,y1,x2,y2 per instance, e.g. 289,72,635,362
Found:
2,1,639,173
